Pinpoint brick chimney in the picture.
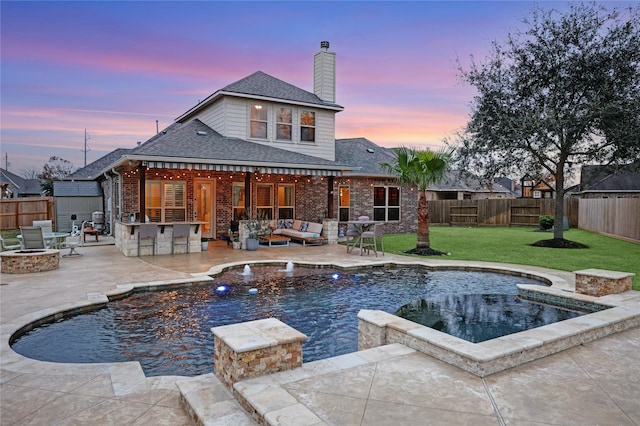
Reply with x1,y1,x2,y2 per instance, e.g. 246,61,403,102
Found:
314,41,336,103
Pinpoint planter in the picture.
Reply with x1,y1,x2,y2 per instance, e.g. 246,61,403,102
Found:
201,240,209,251
232,241,242,250
245,238,259,251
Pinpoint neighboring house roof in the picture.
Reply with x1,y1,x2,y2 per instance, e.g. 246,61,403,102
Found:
429,171,511,194
578,162,640,192
0,168,42,196
69,148,134,179
53,181,102,197
177,71,344,123
336,138,395,176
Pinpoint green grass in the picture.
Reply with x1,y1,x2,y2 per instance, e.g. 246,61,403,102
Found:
383,226,640,290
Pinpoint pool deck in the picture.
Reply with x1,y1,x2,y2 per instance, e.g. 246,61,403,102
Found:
1,239,639,425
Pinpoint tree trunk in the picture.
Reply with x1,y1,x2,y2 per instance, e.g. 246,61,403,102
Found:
416,190,430,248
553,166,565,240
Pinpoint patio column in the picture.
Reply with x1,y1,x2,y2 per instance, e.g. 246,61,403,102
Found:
139,163,145,221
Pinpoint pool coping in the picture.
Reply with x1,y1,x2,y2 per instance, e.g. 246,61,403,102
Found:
2,259,639,424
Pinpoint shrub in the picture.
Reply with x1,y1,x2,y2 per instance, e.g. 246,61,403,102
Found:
539,215,554,230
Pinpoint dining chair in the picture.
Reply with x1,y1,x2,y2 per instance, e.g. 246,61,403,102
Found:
20,226,47,250
361,223,384,257
61,234,83,257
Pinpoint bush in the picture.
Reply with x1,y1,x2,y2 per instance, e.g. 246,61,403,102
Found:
539,215,554,230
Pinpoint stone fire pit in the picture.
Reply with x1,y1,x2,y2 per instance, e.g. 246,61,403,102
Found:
1,249,60,274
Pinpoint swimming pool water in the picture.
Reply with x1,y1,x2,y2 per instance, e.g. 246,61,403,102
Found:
11,266,582,377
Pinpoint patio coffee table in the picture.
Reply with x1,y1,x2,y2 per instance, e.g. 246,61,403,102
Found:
258,234,290,247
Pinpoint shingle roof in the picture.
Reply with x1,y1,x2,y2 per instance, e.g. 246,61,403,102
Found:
579,163,640,191
133,119,350,170
53,181,102,197
335,138,396,176
222,71,342,108
177,71,343,122
69,148,133,179
0,168,42,196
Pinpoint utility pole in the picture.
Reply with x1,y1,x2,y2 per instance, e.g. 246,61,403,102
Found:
81,129,91,167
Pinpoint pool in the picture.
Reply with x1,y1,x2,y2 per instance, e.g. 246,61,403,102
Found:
10,265,585,377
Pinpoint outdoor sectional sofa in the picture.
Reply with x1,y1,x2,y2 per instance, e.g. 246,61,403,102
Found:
271,219,323,244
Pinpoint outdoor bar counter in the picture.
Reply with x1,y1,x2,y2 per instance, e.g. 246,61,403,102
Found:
115,221,204,256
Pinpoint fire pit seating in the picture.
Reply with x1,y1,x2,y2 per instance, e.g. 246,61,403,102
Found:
270,219,323,244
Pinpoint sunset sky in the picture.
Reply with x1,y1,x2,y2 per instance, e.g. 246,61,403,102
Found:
0,1,611,174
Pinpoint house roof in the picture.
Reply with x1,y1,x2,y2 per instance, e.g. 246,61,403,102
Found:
71,120,355,180
53,181,102,197
336,138,395,176
177,71,344,123
0,168,42,196
69,148,134,179
579,163,640,192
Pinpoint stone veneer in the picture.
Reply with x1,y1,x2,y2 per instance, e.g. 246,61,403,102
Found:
115,221,202,256
1,249,60,274
212,318,307,391
574,268,634,297
358,281,640,377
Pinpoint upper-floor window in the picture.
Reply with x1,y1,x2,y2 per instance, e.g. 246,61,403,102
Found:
373,186,400,222
276,107,292,141
250,103,268,139
300,110,315,142
145,181,186,223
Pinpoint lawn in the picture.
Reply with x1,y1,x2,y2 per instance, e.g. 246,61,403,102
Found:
383,226,640,290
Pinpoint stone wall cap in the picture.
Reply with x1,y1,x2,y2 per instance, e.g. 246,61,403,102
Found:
574,269,635,279
212,318,307,353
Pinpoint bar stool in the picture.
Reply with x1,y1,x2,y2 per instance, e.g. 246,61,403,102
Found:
138,223,158,256
172,223,191,254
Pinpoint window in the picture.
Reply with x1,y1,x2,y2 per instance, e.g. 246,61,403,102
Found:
278,184,295,219
256,183,273,219
373,186,400,222
250,103,268,139
276,107,292,141
339,185,350,221
145,181,186,222
300,110,315,142
233,183,246,220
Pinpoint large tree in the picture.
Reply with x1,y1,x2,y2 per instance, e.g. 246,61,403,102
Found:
380,147,453,253
39,156,75,196
453,3,640,245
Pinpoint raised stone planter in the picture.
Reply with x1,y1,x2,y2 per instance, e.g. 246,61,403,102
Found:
212,318,307,391
1,249,60,273
574,269,635,297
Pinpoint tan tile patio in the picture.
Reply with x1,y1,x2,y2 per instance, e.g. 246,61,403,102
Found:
1,240,639,425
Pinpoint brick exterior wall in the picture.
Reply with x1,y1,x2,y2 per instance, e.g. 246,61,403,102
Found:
115,168,419,236
333,177,418,234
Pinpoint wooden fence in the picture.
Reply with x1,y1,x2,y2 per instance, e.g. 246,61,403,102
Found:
578,198,640,243
428,198,580,227
0,197,55,230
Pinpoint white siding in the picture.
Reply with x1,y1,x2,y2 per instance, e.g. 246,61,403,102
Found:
197,101,225,134
192,97,337,161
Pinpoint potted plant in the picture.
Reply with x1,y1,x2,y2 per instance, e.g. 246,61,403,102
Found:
201,238,210,251
243,212,269,251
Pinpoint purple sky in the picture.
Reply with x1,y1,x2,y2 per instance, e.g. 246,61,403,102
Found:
1,1,592,175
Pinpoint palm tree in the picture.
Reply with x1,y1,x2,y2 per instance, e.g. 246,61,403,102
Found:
380,146,453,251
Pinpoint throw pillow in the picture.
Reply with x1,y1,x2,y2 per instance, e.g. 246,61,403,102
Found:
299,221,309,232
